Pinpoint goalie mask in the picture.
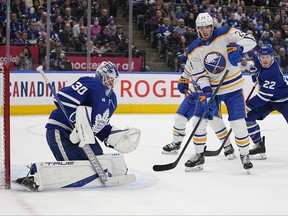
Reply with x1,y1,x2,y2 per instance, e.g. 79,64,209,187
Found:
258,44,274,68
95,61,119,96
196,13,214,40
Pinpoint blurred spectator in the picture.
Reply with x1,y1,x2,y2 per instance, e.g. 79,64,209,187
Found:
50,5,61,23
270,14,282,31
74,1,88,20
52,15,65,35
261,8,273,24
69,35,83,53
156,17,174,58
15,31,30,45
254,18,264,33
11,0,24,19
281,23,288,40
99,8,109,27
277,47,288,73
227,0,238,13
174,18,186,36
103,41,121,57
91,1,101,21
35,11,47,32
106,16,117,37
235,6,245,20
10,12,22,43
239,15,249,31
260,30,273,44
95,26,112,46
90,40,102,55
219,5,229,20
238,56,254,73
59,23,73,51
165,29,179,69
27,21,40,44
175,5,189,20
183,26,197,45
114,25,127,45
133,0,150,30
100,39,111,53
14,46,34,70
161,3,171,18
147,9,163,47
214,13,225,29
263,22,275,38
72,17,84,36
57,52,72,71
168,11,178,27
184,12,196,29
272,30,284,51
176,35,188,71
91,17,102,41
246,19,261,39
108,0,119,18
63,7,77,27
78,25,87,51
227,12,241,29
20,14,29,31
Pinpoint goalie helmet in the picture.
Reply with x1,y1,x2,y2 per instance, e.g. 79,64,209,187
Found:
196,13,214,38
95,61,119,95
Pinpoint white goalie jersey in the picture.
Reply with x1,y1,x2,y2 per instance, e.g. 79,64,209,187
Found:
182,26,256,95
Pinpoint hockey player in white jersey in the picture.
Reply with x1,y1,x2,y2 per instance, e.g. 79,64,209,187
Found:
178,12,257,172
162,62,236,160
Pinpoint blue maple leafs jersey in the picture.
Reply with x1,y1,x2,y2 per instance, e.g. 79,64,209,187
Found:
46,76,117,141
247,58,288,109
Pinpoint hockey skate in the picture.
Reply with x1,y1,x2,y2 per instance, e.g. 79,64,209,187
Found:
162,141,181,154
240,154,253,174
185,152,205,172
13,176,39,192
249,136,266,160
224,144,236,160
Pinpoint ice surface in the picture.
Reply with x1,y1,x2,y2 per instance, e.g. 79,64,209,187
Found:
1,114,288,215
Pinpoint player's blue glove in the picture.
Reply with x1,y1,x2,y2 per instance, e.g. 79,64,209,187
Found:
198,91,217,120
177,76,190,94
249,66,259,83
226,43,243,66
187,92,199,105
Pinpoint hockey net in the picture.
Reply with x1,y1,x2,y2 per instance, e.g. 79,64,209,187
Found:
0,62,10,189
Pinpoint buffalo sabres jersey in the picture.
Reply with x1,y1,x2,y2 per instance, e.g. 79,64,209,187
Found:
46,76,117,142
182,26,256,94
247,58,288,109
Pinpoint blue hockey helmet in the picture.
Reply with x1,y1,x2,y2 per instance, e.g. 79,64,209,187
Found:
258,44,274,56
95,61,119,91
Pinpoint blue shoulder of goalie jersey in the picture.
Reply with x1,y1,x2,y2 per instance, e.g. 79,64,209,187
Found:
187,26,232,55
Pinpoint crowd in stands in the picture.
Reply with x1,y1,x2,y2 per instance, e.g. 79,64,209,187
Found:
0,0,144,71
131,0,288,73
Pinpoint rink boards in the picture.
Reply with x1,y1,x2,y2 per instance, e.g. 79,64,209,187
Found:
9,71,260,115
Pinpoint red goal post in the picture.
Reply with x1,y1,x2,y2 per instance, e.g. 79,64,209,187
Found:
0,62,10,189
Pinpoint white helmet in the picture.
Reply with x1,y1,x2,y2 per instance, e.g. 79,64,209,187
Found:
196,13,214,38
95,61,119,96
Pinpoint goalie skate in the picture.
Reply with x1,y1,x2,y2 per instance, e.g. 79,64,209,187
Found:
240,154,253,174
224,144,236,160
249,137,267,160
185,152,205,172
162,142,181,154
13,176,39,192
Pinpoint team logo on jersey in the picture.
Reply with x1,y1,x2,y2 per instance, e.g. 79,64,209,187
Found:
203,52,226,74
92,109,110,134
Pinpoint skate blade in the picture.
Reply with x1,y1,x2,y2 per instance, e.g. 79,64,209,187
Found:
249,153,267,160
225,153,237,160
12,180,36,192
185,165,203,172
162,150,179,155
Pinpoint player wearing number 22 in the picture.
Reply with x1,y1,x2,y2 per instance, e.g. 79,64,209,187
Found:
178,12,257,172
246,44,288,160
14,61,141,191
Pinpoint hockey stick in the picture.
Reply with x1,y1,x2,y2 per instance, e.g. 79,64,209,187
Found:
204,81,258,156
36,66,135,186
153,69,230,172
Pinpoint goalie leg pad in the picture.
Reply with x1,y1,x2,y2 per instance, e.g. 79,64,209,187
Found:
27,153,128,191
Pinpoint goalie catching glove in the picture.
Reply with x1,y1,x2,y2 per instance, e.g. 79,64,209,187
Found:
226,43,243,66
104,126,141,153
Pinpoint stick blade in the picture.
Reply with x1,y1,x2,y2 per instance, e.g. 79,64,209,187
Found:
152,162,176,172
204,149,221,156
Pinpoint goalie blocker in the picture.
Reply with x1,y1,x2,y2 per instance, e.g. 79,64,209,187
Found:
13,153,136,191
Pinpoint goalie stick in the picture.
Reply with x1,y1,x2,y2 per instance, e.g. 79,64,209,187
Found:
204,81,258,156
36,66,135,186
153,69,230,172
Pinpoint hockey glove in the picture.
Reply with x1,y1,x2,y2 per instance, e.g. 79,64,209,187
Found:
187,92,199,105
178,76,190,94
249,66,259,83
226,43,243,66
199,92,217,120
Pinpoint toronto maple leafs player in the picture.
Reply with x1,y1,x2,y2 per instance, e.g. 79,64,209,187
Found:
178,12,257,172
246,44,288,160
14,61,141,191
162,62,236,160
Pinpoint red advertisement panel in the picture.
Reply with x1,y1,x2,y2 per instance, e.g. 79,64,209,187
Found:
0,46,39,70
66,56,143,72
